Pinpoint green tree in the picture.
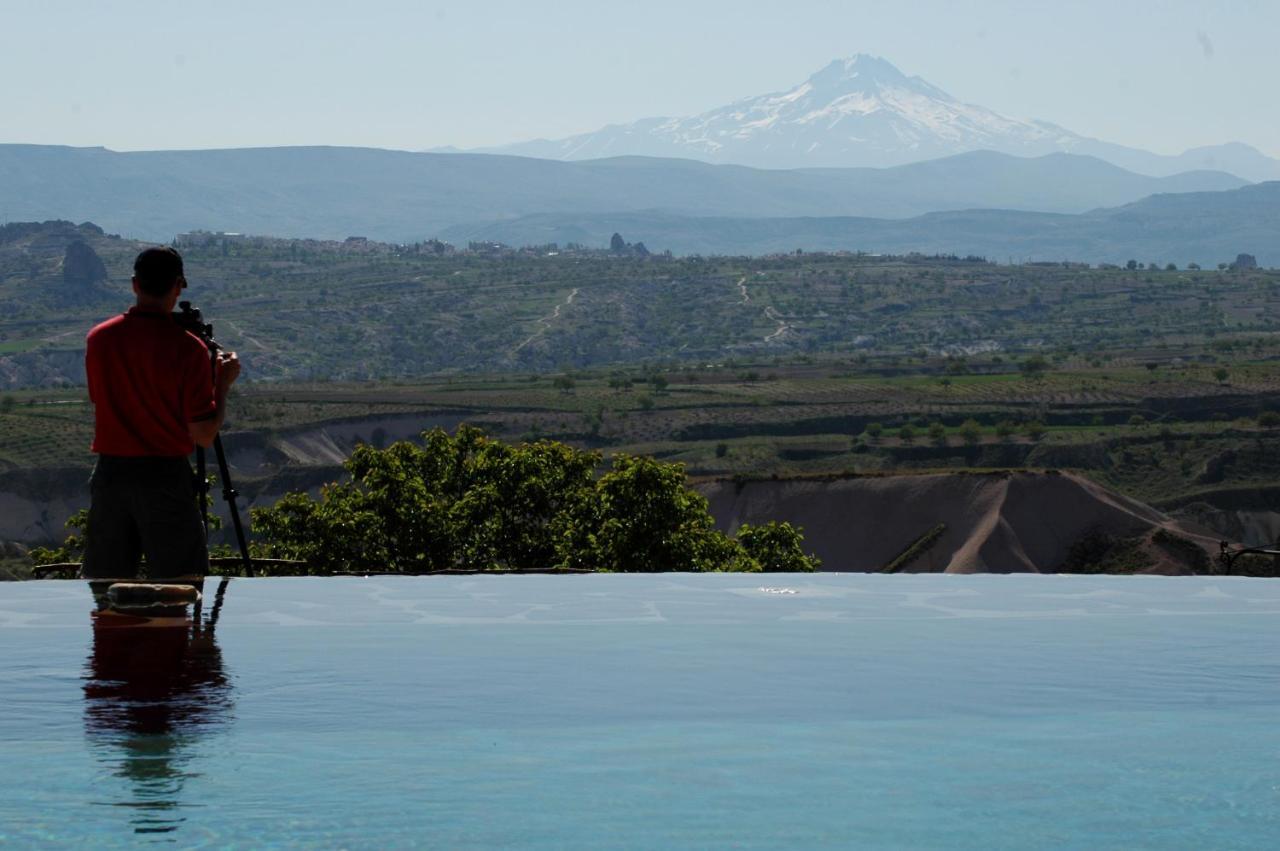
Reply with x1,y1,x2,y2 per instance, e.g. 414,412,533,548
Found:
558,454,740,573
898,424,916,445
959,419,982,446
736,521,821,572
1213,366,1230,385
250,429,787,575
1024,421,1047,442
29,509,90,566
865,422,884,443
995,420,1016,441
928,421,947,446
1020,354,1049,384
253,426,599,572
553,374,576,394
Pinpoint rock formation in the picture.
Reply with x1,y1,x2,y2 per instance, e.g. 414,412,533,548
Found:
62,240,108,289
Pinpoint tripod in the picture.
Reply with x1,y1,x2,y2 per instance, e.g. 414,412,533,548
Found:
195,437,253,577
177,301,254,578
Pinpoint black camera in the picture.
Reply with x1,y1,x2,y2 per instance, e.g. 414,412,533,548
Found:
173,301,218,349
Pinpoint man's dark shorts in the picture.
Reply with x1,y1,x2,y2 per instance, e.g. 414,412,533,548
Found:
81,455,208,581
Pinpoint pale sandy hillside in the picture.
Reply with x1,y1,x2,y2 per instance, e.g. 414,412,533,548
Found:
701,471,1220,574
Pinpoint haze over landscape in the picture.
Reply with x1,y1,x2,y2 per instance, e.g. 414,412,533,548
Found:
2,1,1278,579
12,8,1280,849
7,6,1280,847
4,37,1279,261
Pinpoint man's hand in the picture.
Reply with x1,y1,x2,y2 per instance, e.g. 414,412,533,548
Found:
216,351,241,389
190,352,242,449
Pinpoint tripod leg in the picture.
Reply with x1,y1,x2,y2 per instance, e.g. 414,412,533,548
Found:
212,435,254,578
201,575,231,632
196,446,209,540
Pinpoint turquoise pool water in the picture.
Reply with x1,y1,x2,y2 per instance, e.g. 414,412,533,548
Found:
3,574,1279,848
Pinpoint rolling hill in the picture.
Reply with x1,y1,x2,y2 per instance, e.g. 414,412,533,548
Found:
447,181,1280,265
0,143,1247,244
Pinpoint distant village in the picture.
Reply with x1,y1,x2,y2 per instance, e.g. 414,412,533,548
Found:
172,229,664,260
170,229,1262,272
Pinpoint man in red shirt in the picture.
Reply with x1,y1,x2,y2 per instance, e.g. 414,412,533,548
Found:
83,247,241,590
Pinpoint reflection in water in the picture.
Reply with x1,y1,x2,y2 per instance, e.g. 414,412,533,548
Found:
82,580,234,836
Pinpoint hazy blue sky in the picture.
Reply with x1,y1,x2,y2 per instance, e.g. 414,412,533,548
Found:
2,0,1276,156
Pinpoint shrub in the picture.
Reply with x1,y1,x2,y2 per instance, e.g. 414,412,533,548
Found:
1058,527,1153,574
1151,529,1212,573
562,454,740,573
29,509,90,566
250,428,812,575
1020,354,1049,383
736,521,820,572
882,523,946,573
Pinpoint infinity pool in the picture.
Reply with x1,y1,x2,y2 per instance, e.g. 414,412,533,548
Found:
3,574,1279,848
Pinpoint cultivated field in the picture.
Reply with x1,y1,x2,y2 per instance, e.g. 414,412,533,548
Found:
2,222,1277,548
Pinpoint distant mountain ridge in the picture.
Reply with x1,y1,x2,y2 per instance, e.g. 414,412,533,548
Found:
0,143,1248,243
481,54,1280,182
445,181,1280,266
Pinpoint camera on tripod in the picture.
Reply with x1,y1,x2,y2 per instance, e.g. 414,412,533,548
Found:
173,301,218,349
170,299,253,576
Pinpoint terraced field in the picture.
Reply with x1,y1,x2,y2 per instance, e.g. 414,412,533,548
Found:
3,222,1279,389
2,222,1277,548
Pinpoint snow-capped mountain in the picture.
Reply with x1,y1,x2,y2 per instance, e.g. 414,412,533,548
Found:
483,54,1280,180
488,54,1081,169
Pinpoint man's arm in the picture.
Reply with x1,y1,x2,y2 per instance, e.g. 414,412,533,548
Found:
189,351,241,448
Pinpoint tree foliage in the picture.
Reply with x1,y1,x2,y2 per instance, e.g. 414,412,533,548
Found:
1020,354,1049,384
29,509,89,565
736,521,820,573
250,427,819,574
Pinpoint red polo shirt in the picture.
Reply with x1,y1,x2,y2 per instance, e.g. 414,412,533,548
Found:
86,307,218,457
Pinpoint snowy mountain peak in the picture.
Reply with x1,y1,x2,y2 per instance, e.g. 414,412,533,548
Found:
489,54,1074,169
741,53,963,130
806,54,919,92
481,55,1279,179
